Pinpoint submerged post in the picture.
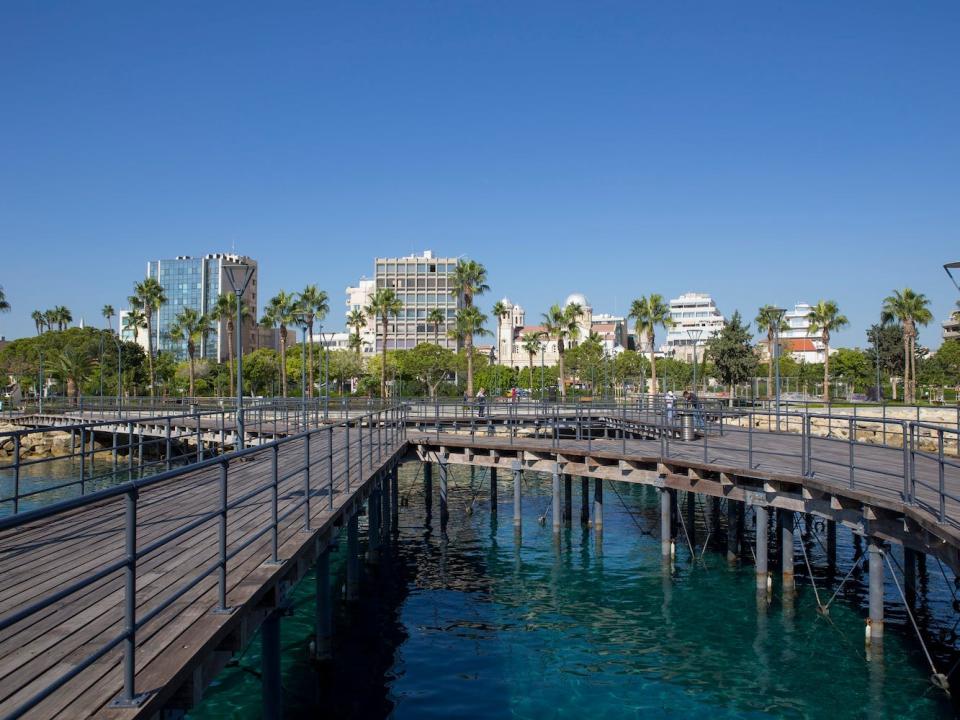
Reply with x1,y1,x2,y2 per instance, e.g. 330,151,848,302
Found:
686,491,697,549
593,478,603,535
512,460,522,533
563,474,572,527
781,510,795,590
424,460,433,519
580,477,590,526
490,467,498,513
755,504,769,594
391,464,399,533
315,547,332,660
660,485,672,560
347,512,359,601
552,465,561,535
726,498,739,563
367,481,381,565
868,538,884,644
439,454,449,532
261,609,282,720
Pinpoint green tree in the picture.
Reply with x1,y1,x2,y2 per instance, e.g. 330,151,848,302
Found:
521,332,544,393
261,291,299,397
451,305,491,397
167,308,213,397
565,332,605,391
806,300,849,403
755,305,788,399
613,350,649,390
130,277,167,396
244,348,280,395
399,343,459,397
49,345,94,400
830,348,873,393
31,310,45,336
366,288,404,398
211,292,253,397
0,286,9,319
882,289,933,404
102,304,115,332
491,300,509,361
296,285,329,398
51,305,72,331
347,309,367,358
328,349,365,394
706,311,757,405
449,259,489,397
629,294,672,395
542,302,582,399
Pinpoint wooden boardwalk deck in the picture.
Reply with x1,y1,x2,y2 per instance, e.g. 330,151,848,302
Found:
0,422,404,719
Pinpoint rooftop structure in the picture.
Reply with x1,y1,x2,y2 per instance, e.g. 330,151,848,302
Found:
661,292,725,361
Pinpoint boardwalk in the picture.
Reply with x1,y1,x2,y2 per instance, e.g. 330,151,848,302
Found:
0,413,405,719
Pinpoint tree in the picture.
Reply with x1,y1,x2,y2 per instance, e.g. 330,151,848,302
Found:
328,349,365,394
0,286,9,315
211,292,253,397
882,289,933,404
427,308,446,347
50,305,72,331
807,300,848,403
449,259,489,397
130,277,167,396
629,295,672,395
565,332,605,391
244,348,280,395
399,343,459,397
366,288,404,397
296,285,329,398
542,302,582,399
31,310,45,336
347,309,367,358
167,308,212,397
261,291,299,397
102,304,115,332
755,305,788,399
44,310,57,333
830,348,873,393
50,345,94,401
451,306,490,396
521,332,544,393
123,307,146,344
706,311,757,405
492,300,508,361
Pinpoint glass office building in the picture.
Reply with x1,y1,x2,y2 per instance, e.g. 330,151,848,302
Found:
145,254,259,362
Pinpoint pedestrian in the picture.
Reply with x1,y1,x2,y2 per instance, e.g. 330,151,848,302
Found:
511,386,518,404
477,387,487,417
665,389,675,426
683,390,704,429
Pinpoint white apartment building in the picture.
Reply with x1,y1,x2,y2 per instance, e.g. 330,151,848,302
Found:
661,292,725,362
345,251,461,355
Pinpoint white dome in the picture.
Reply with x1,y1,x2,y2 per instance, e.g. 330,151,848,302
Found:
564,292,589,308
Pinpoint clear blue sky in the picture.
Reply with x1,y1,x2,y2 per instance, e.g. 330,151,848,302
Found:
1,1,957,348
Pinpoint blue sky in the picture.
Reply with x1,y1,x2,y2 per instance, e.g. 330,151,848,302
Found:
1,1,957,348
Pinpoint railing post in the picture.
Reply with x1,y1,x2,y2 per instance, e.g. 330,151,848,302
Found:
122,488,138,703
165,419,172,471
271,444,279,563
327,426,334,510
12,434,21,514
79,427,86,495
345,421,351,493
939,428,946,523
127,421,134,481
303,433,312,532
849,417,855,488
902,421,911,503
217,460,229,612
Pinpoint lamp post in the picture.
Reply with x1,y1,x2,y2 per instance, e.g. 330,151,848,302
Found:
873,322,882,403
488,346,496,397
318,324,329,417
38,350,44,414
540,343,545,402
300,324,308,427
688,328,704,394
223,264,254,448
770,307,786,430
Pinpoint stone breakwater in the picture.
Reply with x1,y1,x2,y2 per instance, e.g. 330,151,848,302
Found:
0,422,111,461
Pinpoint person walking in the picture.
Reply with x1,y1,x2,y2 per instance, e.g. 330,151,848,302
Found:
477,387,487,417
665,389,676,426
683,390,704,429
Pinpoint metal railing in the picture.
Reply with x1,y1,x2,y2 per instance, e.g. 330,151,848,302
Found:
0,403,407,718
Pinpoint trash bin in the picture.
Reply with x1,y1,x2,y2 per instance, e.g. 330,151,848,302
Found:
680,412,696,442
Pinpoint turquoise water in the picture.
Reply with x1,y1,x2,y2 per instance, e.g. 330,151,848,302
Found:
188,464,957,719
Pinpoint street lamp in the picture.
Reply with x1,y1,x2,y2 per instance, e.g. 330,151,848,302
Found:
770,307,787,429
540,343,545,402
300,323,308,428
223,263,254,448
688,328,704,394
317,324,330,417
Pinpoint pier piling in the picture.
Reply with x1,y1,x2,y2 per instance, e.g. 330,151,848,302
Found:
490,467,498,513
755,505,769,593
781,510,795,590
261,609,282,720
593,479,603,535
868,538,884,643
552,466,561,535
439,455,449,532
580,477,589,526
346,513,359,601
512,461,522,533
660,487,672,560
315,548,332,660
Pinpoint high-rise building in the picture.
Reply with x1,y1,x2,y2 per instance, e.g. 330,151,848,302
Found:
144,253,259,362
661,292,725,361
346,251,461,353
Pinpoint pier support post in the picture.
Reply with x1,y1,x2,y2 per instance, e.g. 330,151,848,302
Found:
593,479,603,535
755,505,769,593
780,510,795,590
512,461,522,536
686,492,696,549
346,513,359,601
711,497,721,545
390,464,399,534
563,474,572,526
552,465,561,535
904,547,917,605
868,538,884,644
490,467,498,514
423,461,433,519
826,520,837,573
726,498,739,562
439,455,449,532
367,483,380,565
261,609,282,720
660,487,672,560
315,548,332,660
580,477,589,526
381,470,390,542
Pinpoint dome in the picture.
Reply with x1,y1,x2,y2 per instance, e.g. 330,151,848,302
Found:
564,292,589,309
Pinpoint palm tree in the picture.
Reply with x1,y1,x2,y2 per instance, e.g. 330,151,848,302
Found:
123,307,146,340
43,310,57,333
168,308,213,397
756,305,788,399
628,295,671,395
260,291,299,397
51,305,72,331
521,332,544,393
51,346,94,401
451,306,491,395
882,289,933,404
492,300,508,363
427,308,446,347
542,303,582,399
366,289,404,398
211,292,253,397
102,304,115,332
296,285,329,398
31,310,45,336
130,278,167,396
0,286,9,315
806,300,849,403
449,259,490,397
